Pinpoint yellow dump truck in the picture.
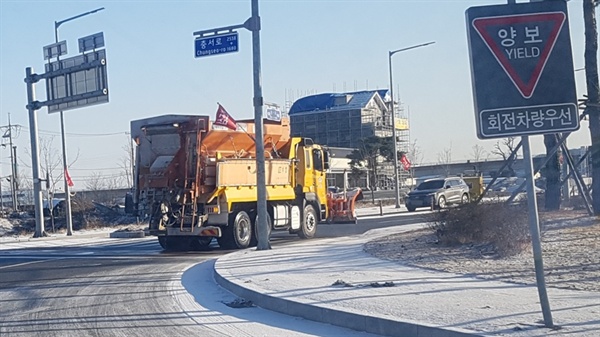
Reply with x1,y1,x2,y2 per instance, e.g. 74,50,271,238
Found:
130,115,330,250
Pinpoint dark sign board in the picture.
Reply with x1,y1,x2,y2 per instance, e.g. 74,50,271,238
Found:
194,32,239,58
44,49,109,114
466,1,578,139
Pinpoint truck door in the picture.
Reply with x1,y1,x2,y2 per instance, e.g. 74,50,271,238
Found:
311,148,327,205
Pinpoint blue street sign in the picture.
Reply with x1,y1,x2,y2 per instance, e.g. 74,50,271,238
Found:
194,32,239,58
466,1,579,139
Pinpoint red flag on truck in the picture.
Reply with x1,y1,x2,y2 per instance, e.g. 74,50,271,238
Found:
214,103,237,130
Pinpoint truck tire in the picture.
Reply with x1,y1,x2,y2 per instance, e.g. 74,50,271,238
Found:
218,211,252,249
158,236,190,251
158,236,168,250
298,204,317,239
190,237,213,251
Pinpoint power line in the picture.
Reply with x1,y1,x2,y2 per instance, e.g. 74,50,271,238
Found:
69,167,123,171
21,127,129,137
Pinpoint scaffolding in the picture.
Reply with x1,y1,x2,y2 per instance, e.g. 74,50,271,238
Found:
289,91,410,191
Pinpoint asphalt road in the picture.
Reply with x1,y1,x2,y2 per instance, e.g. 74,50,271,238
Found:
0,213,426,337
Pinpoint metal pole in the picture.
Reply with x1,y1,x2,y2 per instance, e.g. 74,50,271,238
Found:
522,135,554,327
25,67,46,238
54,22,73,236
53,8,104,235
387,41,435,208
0,175,3,215
60,112,73,235
8,114,17,211
388,52,401,208
12,146,17,209
250,0,270,250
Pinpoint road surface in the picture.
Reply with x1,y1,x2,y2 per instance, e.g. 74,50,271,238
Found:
0,213,425,337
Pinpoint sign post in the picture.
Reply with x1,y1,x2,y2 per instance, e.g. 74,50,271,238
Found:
467,0,579,328
193,0,270,250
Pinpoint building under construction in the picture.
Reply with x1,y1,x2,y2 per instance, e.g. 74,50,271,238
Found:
288,90,410,190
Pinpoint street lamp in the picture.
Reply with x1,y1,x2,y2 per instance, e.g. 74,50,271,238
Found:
388,41,435,208
54,7,105,235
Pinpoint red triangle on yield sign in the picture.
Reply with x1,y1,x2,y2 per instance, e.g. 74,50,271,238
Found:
472,12,565,99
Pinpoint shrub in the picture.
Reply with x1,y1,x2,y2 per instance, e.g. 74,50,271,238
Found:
427,200,530,257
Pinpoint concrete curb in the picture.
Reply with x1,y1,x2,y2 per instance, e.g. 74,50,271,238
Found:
109,231,145,238
213,266,483,337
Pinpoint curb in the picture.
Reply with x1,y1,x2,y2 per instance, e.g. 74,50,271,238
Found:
109,231,145,238
213,265,483,337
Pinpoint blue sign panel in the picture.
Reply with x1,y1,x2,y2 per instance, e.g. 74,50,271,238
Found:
466,1,578,139
194,32,239,58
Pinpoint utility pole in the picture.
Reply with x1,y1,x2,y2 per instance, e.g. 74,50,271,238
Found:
2,114,19,212
0,176,3,214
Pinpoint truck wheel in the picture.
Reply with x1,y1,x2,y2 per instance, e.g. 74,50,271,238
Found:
298,205,317,239
158,236,190,251
218,211,252,249
250,213,272,247
190,237,212,251
158,236,168,250
407,206,416,212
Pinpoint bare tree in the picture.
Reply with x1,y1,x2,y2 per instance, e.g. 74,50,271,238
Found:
584,0,600,214
105,174,124,191
543,134,563,210
85,171,106,192
39,136,65,232
471,144,487,162
16,169,32,207
118,136,135,190
408,139,424,166
39,136,63,190
491,137,518,176
436,144,452,176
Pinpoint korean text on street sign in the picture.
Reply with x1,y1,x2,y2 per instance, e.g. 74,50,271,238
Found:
466,1,578,139
194,32,239,58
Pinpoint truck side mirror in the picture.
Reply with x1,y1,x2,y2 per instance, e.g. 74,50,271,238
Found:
323,149,330,170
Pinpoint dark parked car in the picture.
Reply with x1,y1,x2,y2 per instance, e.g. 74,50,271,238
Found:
405,177,471,212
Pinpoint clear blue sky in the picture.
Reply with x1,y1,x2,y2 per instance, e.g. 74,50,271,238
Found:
0,0,595,191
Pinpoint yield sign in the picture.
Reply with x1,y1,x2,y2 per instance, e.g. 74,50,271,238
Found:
472,12,565,99
466,1,578,140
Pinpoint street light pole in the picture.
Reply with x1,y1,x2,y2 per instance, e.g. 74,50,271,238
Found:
53,7,104,235
388,41,435,208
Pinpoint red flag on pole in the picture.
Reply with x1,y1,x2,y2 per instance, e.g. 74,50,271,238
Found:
65,168,74,187
400,153,411,171
214,103,237,130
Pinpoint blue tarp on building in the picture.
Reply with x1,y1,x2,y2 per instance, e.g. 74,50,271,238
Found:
288,90,388,115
